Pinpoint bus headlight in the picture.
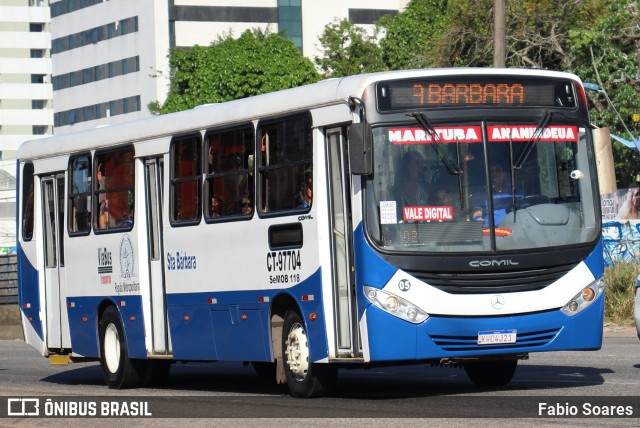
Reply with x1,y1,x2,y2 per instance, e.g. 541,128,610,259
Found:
561,277,605,316
364,286,429,324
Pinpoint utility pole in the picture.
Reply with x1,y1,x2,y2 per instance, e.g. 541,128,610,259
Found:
494,0,506,67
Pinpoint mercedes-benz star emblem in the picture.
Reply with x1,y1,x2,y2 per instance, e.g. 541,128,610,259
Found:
491,294,505,310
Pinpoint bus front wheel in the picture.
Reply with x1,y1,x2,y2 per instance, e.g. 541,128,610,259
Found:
282,311,336,397
99,306,145,389
464,359,518,387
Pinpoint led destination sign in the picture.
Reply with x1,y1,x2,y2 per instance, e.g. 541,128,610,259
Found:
377,76,577,111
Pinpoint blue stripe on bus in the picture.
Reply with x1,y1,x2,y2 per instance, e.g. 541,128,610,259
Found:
166,268,328,362
583,238,604,278
17,244,42,340
66,295,145,359
352,223,398,319
65,270,327,362
364,292,604,361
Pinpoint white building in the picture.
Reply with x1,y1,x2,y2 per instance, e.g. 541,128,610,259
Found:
0,0,53,160
50,0,409,133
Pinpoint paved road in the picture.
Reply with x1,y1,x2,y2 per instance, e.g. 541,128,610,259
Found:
0,327,638,427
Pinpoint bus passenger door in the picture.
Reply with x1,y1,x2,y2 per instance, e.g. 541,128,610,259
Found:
41,173,70,351
144,158,170,355
326,128,359,357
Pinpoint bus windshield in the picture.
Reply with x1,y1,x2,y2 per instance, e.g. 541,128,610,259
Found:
365,120,599,253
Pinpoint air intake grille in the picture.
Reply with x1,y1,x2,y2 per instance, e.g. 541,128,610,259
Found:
406,263,578,294
429,328,560,352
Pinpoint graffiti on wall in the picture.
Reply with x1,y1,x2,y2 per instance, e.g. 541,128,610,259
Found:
601,188,640,266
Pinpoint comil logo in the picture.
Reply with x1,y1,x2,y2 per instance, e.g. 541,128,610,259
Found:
7,398,40,416
469,259,519,268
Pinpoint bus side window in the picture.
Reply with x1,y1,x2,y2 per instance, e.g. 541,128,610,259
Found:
258,113,312,214
204,126,254,220
68,154,92,235
94,146,135,231
170,134,201,224
21,163,35,241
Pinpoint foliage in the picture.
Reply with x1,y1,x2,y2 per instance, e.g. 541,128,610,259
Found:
160,29,320,114
378,0,449,69
314,19,385,77
604,262,638,325
570,0,640,187
434,0,494,67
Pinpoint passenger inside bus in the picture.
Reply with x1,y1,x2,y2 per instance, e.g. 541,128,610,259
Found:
97,163,109,229
394,150,429,207
210,194,223,218
297,175,312,209
490,164,511,195
241,195,253,215
433,186,460,219
470,160,523,227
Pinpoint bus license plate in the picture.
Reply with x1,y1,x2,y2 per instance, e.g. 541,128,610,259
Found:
477,329,517,345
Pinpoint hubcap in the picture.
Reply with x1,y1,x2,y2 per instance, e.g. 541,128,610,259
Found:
285,322,309,380
104,323,120,374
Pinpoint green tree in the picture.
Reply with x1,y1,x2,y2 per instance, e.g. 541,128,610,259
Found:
159,29,321,114
570,0,640,187
379,0,449,69
315,19,385,77
432,0,494,67
431,0,606,68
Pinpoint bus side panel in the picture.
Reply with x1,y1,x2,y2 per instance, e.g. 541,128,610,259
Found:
17,244,44,346
290,269,329,362
165,269,328,362
66,299,99,358
66,296,146,359
210,308,266,361
166,303,219,361
115,296,147,359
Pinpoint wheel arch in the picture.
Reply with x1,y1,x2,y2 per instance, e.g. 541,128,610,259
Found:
269,292,302,384
96,299,118,359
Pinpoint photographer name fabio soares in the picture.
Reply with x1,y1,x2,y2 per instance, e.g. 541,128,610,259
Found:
538,402,634,417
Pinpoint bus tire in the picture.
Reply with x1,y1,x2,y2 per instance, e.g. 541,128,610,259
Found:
464,359,517,387
282,310,336,397
99,306,145,389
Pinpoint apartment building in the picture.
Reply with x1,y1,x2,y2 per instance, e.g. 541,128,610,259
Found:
0,0,52,159
50,0,409,133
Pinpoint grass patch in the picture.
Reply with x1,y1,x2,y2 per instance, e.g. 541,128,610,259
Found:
604,262,638,326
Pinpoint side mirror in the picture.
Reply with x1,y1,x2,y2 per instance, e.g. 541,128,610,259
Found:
348,122,372,175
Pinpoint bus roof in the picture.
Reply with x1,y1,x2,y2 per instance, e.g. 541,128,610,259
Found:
17,68,581,161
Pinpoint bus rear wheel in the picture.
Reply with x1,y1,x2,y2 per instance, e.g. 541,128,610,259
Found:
464,359,518,387
282,311,336,397
99,306,145,389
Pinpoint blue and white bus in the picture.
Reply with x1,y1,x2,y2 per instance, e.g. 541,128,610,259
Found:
17,68,605,397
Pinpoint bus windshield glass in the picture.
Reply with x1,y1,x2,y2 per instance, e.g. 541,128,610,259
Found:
365,120,599,253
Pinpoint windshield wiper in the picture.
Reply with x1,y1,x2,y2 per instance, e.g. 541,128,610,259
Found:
513,110,553,170
409,112,463,175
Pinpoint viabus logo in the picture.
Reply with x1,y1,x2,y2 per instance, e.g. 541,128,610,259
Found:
469,259,519,268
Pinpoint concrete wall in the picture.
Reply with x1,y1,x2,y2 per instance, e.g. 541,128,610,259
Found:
0,305,23,340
